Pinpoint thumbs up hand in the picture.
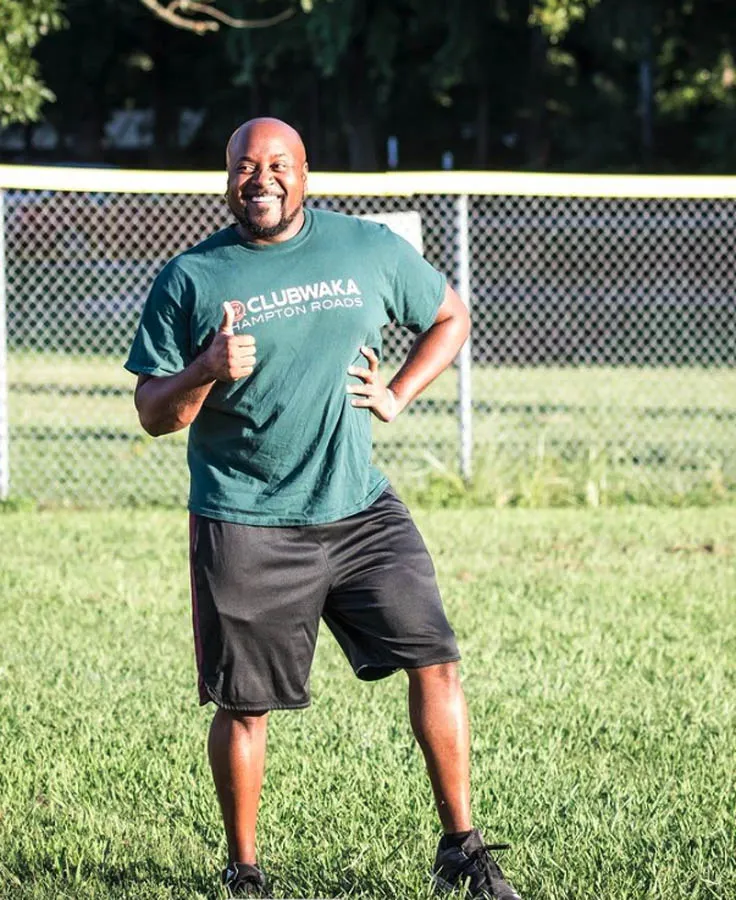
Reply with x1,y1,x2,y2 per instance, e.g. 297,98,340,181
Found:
200,302,257,382
219,301,236,336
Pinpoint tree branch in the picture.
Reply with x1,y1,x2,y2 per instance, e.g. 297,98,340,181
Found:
140,0,296,33
179,0,296,28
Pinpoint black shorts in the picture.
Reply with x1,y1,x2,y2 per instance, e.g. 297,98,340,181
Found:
189,487,460,712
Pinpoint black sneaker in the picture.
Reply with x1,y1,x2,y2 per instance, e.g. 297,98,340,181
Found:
222,861,269,898
432,829,521,900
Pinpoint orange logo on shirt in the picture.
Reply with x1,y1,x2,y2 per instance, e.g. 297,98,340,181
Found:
230,300,246,322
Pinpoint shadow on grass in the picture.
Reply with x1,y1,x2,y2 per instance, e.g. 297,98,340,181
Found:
8,852,424,900
9,853,220,899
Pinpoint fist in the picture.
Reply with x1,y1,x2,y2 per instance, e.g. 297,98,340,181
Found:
202,302,257,382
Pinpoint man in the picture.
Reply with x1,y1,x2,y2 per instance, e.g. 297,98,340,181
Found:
125,117,521,900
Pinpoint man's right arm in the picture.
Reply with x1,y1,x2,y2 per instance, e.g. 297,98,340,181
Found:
134,301,256,437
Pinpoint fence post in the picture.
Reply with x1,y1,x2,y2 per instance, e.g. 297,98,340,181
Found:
456,193,473,481
0,190,8,500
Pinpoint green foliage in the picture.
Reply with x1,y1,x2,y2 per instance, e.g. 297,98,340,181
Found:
0,0,64,125
228,0,401,103
530,0,600,42
9,0,736,170
1,507,734,897
0,496,37,514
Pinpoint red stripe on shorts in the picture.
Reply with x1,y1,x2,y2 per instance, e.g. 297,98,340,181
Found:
189,513,208,704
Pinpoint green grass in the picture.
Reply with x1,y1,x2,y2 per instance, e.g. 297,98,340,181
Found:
1,506,734,899
6,353,736,507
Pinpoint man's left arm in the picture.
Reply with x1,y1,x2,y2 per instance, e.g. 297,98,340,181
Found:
347,283,470,422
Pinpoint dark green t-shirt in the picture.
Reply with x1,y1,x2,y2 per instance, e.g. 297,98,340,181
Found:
125,207,446,525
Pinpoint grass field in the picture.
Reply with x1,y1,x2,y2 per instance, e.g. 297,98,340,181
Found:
1,505,734,899
6,353,736,508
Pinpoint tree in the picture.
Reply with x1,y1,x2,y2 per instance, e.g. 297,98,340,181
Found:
540,0,736,171
9,0,736,172
0,0,64,125
224,0,404,169
36,0,241,164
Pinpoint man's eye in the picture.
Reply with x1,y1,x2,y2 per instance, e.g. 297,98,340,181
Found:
272,163,288,171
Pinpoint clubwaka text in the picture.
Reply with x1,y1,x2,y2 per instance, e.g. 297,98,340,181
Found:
232,278,363,328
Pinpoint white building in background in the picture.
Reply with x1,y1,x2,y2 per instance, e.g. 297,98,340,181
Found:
0,109,205,154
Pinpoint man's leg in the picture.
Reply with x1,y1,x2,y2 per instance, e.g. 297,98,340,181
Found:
208,707,269,865
407,661,471,833
409,662,523,899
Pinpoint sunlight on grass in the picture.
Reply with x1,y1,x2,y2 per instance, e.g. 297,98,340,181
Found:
0,507,734,898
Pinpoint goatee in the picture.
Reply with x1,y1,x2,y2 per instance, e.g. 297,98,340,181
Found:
229,196,302,240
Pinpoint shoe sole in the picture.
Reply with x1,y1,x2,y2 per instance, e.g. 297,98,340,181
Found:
431,873,454,892
431,872,478,896
431,872,504,899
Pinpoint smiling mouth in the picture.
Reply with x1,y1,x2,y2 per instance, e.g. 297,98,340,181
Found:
245,195,283,205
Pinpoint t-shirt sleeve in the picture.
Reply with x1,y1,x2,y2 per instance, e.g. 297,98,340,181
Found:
383,227,447,334
124,263,193,376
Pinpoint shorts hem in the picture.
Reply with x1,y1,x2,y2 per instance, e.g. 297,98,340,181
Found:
400,654,462,672
356,653,461,681
199,682,311,712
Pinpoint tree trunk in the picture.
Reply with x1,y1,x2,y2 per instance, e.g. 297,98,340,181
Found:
249,80,261,118
639,34,654,166
23,123,34,157
152,39,178,167
72,109,105,163
524,26,550,168
308,71,321,169
344,113,378,171
475,80,490,168
339,50,379,171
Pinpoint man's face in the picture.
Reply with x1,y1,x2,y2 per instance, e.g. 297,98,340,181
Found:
226,126,307,241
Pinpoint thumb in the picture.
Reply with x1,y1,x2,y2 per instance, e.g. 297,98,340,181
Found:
219,302,235,335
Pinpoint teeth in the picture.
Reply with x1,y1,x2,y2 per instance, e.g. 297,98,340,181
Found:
248,196,279,203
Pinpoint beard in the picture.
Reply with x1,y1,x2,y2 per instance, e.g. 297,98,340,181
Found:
228,193,303,240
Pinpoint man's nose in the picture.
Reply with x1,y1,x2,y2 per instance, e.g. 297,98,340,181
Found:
250,167,274,190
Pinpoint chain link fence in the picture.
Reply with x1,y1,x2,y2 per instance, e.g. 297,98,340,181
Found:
1,176,734,507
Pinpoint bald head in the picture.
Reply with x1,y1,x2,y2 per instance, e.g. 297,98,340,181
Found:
225,117,308,244
226,117,306,172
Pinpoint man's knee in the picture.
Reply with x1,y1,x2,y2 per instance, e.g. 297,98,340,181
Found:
406,660,462,690
211,706,269,734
